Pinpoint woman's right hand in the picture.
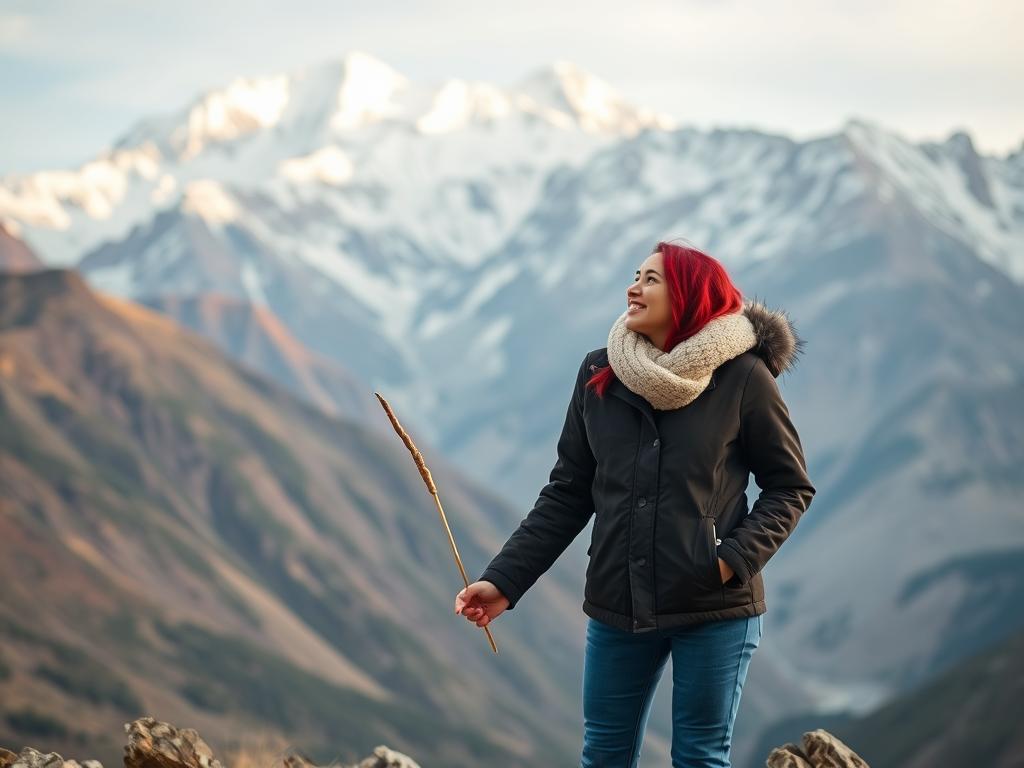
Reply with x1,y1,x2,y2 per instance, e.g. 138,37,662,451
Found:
454,580,509,628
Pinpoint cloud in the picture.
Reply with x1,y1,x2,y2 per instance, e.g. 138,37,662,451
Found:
0,12,32,45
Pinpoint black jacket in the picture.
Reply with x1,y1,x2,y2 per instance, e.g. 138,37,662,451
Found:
478,303,816,632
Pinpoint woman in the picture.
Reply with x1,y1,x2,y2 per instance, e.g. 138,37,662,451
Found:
454,240,815,767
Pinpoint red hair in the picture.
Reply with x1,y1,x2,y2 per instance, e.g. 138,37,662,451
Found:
586,240,745,398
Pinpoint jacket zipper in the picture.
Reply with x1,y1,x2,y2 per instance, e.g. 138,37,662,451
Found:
627,434,642,631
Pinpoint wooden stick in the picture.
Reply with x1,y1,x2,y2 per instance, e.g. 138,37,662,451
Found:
374,392,499,654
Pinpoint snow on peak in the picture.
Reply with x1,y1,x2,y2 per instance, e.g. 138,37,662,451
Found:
278,145,354,186
327,50,411,132
180,179,240,226
416,80,511,134
105,53,669,166
107,51,409,163
112,73,291,164
514,60,676,135
842,117,1024,281
175,74,291,161
0,147,158,227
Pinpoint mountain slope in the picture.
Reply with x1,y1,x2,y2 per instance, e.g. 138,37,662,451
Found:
136,292,382,430
0,268,598,768
753,616,1024,768
0,222,44,273
739,189,1024,701
838,622,1024,768
2,51,1023,767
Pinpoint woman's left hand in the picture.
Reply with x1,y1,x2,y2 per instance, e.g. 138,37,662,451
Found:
717,557,734,585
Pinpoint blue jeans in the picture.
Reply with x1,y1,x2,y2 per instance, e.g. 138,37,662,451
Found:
581,614,763,768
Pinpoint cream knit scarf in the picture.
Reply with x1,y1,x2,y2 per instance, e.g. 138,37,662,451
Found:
606,306,757,410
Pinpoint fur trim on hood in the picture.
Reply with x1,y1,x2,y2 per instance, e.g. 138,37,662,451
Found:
742,297,805,378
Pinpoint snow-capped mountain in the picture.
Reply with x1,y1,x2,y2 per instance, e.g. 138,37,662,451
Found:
0,51,674,269
2,49,1023,767
0,51,678,416
413,120,1024,719
413,121,1024,486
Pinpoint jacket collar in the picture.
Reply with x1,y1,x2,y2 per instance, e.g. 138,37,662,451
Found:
612,370,714,432
590,352,716,430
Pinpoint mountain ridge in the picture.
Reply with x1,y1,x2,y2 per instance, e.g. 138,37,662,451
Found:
0,267,598,767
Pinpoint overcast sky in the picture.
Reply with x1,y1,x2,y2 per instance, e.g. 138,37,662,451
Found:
2,0,1021,175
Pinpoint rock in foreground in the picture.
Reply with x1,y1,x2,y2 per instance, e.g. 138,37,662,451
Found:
766,728,870,767
0,717,421,768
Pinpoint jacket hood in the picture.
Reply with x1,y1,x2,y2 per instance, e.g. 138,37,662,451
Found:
742,298,805,378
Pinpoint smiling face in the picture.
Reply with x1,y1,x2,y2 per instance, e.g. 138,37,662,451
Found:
626,250,674,351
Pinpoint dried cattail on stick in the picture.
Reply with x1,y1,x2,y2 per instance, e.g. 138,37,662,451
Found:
374,391,499,654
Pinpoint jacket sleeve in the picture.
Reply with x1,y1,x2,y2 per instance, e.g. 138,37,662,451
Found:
477,353,597,610
717,357,815,587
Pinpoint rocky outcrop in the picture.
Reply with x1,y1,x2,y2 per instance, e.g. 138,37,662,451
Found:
283,746,419,768
2,718,871,768
0,717,421,768
0,746,102,768
123,718,224,768
767,728,870,767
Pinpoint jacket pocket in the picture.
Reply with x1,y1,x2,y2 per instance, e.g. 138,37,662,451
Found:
700,515,721,591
